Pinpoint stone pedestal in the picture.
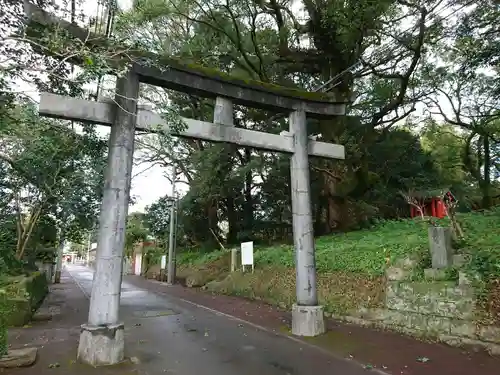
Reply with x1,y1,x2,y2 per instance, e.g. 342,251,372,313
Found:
77,323,125,366
291,304,325,337
54,270,61,283
0,347,38,368
428,226,453,269
39,262,53,283
230,248,238,272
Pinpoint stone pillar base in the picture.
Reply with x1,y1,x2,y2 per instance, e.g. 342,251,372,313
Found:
77,323,125,367
292,304,325,337
54,270,61,284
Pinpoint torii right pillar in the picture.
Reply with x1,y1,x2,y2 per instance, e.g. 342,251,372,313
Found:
289,109,325,336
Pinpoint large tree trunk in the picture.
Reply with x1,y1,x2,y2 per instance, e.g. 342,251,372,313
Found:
207,200,219,245
313,192,325,236
226,194,239,244
242,148,253,241
481,136,492,209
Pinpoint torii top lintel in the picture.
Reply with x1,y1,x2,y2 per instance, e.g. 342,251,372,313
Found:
23,2,347,118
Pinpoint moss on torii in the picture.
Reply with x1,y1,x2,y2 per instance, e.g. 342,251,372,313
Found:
24,2,338,104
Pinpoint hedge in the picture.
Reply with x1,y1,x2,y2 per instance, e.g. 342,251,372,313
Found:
0,271,49,357
0,293,7,356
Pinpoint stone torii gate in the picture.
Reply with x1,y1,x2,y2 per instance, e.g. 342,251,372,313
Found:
24,2,347,367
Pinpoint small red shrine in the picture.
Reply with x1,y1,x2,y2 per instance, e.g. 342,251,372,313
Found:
409,190,455,219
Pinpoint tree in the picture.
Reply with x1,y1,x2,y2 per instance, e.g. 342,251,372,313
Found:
426,70,500,208
144,197,174,245
0,101,106,260
421,120,466,187
115,0,457,235
454,0,500,94
6,0,497,259
125,212,150,257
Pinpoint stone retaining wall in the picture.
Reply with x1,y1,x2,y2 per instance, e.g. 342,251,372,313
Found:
334,278,500,355
3,272,49,327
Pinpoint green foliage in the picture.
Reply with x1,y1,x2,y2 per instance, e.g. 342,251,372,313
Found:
0,271,48,355
421,120,468,186
125,213,150,257
179,209,500,278
34,248,57,264
454,0,500,92
0,214,22,275
0,291,7,356
254,219,431,275
463,208,500,283
24,272,49,313
143,245,166,267
144,197,173,240
27,215,58,250
177,248,227,267
0,101,106,263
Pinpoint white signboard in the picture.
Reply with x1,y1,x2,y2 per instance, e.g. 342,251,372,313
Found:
161,255,167,269
91,242,97,250
241,241,254,273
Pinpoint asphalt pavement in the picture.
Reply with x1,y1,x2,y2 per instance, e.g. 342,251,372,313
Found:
64,264,379,375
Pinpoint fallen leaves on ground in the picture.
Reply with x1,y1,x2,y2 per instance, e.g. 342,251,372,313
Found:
416,356,430,363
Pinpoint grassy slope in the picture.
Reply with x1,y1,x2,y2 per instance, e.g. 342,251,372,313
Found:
179,209,500,275
176,208,500,315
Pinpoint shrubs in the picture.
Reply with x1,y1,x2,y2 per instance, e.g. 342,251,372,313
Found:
176,209,500,319
0,293,7,356
1,272,48,328
0,272,48,358
178,209,500,278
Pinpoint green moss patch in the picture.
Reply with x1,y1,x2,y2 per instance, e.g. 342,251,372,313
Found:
0,272,49,328
157,56,335,102
3,298,31,327
26,5,334,104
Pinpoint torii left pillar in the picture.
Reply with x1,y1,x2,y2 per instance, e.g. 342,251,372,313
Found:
77,70,139,366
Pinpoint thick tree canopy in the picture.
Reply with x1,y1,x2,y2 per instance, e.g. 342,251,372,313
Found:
0,0,498,259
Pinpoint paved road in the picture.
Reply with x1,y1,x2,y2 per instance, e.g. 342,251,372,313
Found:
66,264,379,375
